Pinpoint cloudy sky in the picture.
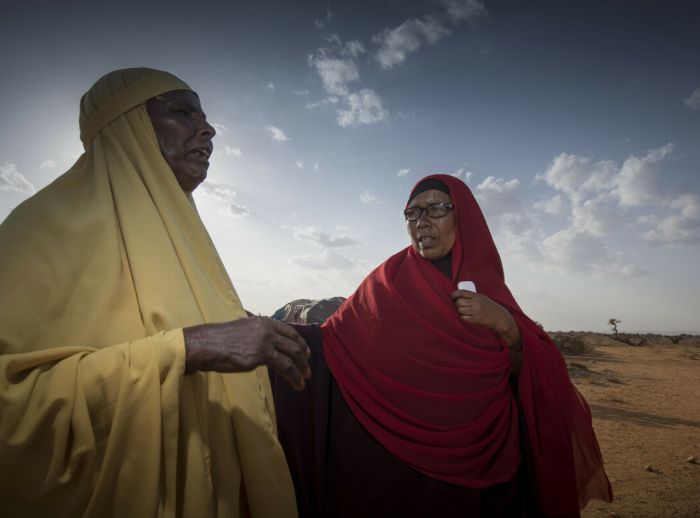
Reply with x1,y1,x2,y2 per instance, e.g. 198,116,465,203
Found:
2,0,699,333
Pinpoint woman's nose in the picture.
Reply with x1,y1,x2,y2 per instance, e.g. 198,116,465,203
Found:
416,211,431,227
199,119,216,139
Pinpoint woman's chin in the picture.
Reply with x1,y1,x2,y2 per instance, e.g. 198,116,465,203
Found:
416,247,448,261
179,170,208,193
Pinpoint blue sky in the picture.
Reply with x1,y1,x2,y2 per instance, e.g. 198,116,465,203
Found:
1,0,699,332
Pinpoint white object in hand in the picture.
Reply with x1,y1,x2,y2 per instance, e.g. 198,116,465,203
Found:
458,280,476,292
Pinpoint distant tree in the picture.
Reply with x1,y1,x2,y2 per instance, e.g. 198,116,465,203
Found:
608,318,621,334
606,318,648,347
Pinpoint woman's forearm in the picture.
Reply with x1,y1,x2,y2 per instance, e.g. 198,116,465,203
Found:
496,311,521,347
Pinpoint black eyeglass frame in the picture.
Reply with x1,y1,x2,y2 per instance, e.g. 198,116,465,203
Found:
403,202,454,222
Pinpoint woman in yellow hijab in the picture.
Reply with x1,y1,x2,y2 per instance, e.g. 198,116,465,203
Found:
0,68,308,517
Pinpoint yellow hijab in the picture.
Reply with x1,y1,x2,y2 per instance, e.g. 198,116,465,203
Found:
0,68,296,517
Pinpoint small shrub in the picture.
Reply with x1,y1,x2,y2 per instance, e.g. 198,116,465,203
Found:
550,332,590,355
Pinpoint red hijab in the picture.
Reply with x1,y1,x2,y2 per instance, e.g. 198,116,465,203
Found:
321,174,612,516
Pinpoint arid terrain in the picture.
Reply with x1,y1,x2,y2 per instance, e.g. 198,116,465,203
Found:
553,332,700,518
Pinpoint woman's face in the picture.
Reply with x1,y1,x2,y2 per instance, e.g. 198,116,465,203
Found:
146,90,215,193
406,189,457,261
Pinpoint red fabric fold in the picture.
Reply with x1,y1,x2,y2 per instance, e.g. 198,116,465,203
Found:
321,174,612,516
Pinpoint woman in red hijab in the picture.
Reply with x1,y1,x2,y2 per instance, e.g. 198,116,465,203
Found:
271,174,612,517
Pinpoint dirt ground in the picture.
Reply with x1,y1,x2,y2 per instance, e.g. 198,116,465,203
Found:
559,333,700,518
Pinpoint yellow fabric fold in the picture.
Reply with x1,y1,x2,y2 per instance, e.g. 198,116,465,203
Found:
0,68,296,517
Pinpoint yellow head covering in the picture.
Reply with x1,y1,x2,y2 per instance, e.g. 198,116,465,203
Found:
0,68,296,517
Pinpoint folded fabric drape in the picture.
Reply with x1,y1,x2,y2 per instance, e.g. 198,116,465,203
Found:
322,173,612,517
0,68,296,517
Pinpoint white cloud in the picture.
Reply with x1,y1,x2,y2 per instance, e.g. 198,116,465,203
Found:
538,144,678,238
397,168,410,177
474,176,522,217
359,190,382,204
470,170,648,276
533,194,567,215
0,163,35,195
537,153,616,202
198,182,238,204
636,214,658,226
295,160,304,169
314,162,319,171
614,144,673,207
308,2,483,128
642,193,700,247
437,0,486,24
528,143,694,275
570,195,623,237
477,176,519,193
264,81,275,93
314,4,334,29
368,143,697,287
472,176,540,257
345,40,365,58
308,34,388,129
290,249,356,271
320,33,364,57
197,181,250,218
497,212,536,236
213,122,228,134
265,125,290,142
670,193,700,219
305,97,339,110
227,203,251,217
39,160,56,169
451,167,472,182
198,182,250,217
644,214,700,246
541,227,642,278
373,16,449,69
535,143,676,254
224,145,242,157
337,89,389,127
308,53,359,97
371,0,484,70
684,86,700,110
293,226,362,248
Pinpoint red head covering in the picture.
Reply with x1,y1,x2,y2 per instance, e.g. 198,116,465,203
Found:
321,174,612,516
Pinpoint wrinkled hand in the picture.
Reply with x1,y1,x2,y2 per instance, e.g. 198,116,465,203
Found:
450,289,521,347
183,317,311,390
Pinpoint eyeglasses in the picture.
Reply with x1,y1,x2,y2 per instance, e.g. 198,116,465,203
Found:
403,202,454,222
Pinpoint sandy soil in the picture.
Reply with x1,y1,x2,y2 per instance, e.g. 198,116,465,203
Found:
560,334,700,518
